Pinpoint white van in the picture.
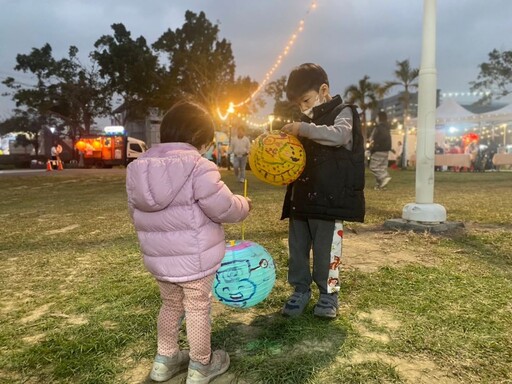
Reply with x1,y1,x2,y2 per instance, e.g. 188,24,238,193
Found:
127,137,147,163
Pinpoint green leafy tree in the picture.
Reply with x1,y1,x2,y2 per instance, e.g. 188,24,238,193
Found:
92,23,161,122
344,75,379,141
383,59,419,167
152,11,260,123
224,75,263,117
470,49,512,101
265,76,300,130
2,44,111,137
265,76,287,104
383,59,419,120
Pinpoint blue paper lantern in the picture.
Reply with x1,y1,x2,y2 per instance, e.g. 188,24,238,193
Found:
213,240,276,308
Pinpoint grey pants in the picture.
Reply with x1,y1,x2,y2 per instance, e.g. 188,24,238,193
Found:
232,155,248,182
288,217,344,295
369,151,390,185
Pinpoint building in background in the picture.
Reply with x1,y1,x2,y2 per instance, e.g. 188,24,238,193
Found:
111,105,162,148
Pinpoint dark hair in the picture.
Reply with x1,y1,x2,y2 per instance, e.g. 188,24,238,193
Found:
378,111,388,123
285,63,329,102
160,101,215,149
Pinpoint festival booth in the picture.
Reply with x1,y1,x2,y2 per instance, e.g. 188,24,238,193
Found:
433,98,481,148
408,98,479,168
410,98,512,169
478,103,512,168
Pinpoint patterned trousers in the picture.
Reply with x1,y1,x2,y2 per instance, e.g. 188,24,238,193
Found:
288,217,343,294
156,274,215,364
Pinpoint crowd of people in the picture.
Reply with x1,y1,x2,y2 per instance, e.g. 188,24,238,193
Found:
435,139,500,172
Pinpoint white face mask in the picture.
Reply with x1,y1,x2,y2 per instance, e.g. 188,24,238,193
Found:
301,92,324,118
302,106,314,119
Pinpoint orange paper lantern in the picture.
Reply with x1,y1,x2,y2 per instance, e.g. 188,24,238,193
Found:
248,132,306,186
75,141,86,151
462,132,479,146
92,140,102,150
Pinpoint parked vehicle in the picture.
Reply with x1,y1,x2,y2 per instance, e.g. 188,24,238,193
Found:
75,126,147,168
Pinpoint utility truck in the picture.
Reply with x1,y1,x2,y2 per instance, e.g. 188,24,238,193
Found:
75,126,147,168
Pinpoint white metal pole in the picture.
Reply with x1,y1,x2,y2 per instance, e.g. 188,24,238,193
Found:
416,0,436,204
402,0,447,223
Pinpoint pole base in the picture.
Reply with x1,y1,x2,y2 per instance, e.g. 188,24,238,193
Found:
384,218,464,233
402,203,447,223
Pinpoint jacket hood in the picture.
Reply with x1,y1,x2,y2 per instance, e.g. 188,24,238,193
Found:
126,143,200,212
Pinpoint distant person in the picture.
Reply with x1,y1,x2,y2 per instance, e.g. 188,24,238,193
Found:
395,140,403,169
465,141,478,171
486,140,499,170
280,63,365,319
434,142,444,171
126,101,252,383
229,126,251,183
50,142,63,169
449,141,462,172
368,111,392,190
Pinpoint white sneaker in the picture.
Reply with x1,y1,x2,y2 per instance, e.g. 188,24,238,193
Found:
150,350,190,382
380,176,392,188
186,350,230,384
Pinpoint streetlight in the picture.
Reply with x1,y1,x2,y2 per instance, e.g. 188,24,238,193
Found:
227,102,235,115
268,114,275,132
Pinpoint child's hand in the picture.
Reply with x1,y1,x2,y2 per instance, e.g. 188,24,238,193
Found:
246,197,253,211
281,122,300,136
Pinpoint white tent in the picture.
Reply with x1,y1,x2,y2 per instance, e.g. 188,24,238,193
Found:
434,98,480,124
409,98,480,126
478,102,512,123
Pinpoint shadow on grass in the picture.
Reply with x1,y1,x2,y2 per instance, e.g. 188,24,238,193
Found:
11,311,347,383
447,230,512,273
212,312,348,384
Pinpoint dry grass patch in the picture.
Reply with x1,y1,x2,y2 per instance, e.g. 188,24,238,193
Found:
347,352,459,384
19,303,54,324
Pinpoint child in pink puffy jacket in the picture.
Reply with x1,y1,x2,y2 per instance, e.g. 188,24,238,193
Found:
126,101,252,384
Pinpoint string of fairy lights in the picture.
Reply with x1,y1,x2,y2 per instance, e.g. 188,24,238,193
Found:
441,91,491,98
217,0,319,122
391,123,510,140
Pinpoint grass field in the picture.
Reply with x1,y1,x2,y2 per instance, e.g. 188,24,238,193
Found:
0,168,511,384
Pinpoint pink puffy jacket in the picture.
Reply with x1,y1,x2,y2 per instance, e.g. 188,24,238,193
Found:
126,142,250,283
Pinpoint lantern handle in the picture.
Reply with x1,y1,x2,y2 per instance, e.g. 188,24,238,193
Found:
241,179,248,240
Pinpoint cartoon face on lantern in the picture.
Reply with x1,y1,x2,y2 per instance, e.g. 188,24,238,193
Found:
248,132,306,186
213,241,276,308
215,260,257,305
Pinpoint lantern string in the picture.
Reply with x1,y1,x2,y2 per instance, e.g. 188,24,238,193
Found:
233,0,318,108
217,0,319,120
